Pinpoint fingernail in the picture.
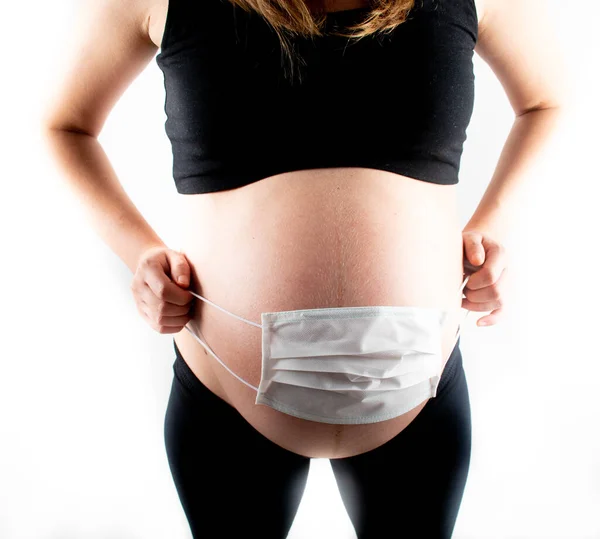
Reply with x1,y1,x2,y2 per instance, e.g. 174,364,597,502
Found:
479,320,489,326
177,276,187,285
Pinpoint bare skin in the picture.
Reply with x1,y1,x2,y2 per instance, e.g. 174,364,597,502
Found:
43,0,565,458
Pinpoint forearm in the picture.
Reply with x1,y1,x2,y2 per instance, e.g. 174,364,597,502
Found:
41,128,166,274
463,106,566,246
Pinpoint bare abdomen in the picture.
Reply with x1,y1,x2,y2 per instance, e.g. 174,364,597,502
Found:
173,167,466,458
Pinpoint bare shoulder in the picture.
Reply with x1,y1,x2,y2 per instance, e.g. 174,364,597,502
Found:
146,0,170,49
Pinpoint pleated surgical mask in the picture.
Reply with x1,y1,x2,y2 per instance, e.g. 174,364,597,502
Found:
181,275,472,425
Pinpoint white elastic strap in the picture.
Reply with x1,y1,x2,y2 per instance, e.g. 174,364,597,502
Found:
187,276,471,332
182,323,260,391
452,274,472,346
187,290,262,328
182,276,471,392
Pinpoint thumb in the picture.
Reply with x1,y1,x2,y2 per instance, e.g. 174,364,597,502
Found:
466,236,485,266
168,250,190,287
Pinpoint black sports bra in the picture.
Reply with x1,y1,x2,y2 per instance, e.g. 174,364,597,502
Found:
155,0,479,194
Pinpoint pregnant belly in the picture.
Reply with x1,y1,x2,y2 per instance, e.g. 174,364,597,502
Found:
173,167,466,458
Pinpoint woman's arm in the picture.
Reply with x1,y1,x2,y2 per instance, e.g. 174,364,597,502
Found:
41,130,166,273
464,0,570,244
463,107,566,243
40,0,163,273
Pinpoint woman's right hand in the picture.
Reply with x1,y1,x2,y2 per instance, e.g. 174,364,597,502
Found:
130,245,196,334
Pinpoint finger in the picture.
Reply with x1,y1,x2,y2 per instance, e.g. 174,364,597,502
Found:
466,243,507,290
463,231,485,267
464,266,507,303
463,258,482,276
476,307,504,327
138,300,192,333
151,316,191,334
136,297,150,321
144,260,195,306
168,250,191,287
140,282,192,312
461,296,503,312
155,312,193,329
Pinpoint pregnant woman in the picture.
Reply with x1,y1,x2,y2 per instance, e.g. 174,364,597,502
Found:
41,0,565,536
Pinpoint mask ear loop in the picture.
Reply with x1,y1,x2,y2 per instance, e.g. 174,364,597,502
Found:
437,272,473,378
180,258,477,391
450,256,482,350
455,275,471,334
186,289,262,328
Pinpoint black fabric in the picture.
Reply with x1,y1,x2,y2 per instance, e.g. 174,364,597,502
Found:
155,0,479,194
329,338,472,538
164,337,471,538
165,342,311,538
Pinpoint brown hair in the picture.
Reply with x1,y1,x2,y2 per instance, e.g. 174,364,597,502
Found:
226,0,418,83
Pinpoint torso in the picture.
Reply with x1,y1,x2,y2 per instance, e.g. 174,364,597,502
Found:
146,0,486,459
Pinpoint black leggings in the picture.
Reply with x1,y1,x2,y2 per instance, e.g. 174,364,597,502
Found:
164,338,471,538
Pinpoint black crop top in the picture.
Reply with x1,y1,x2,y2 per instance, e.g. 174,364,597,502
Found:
155,0,478,194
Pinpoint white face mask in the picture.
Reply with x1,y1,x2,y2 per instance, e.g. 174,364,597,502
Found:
182,276,471,425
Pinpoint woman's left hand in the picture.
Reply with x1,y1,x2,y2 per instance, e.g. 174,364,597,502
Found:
461,229,509,327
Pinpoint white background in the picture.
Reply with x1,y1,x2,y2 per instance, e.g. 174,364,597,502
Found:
1,0,598,537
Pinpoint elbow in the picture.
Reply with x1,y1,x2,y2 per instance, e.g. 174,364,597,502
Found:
516,102,564,117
